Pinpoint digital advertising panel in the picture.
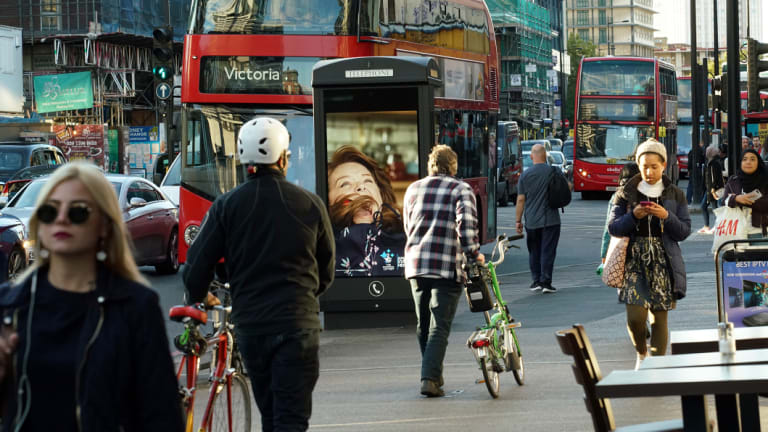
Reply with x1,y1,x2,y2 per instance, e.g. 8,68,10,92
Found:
722,260,768,327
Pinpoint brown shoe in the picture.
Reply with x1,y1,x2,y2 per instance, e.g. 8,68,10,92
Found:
420,379,445,397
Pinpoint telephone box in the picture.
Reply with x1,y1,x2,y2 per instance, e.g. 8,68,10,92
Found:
313,56,442,329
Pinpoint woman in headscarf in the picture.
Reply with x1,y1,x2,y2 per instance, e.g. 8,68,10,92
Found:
699,145,725,234
723,149,768,238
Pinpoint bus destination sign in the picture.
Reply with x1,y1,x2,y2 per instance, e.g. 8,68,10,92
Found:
200,56,319,95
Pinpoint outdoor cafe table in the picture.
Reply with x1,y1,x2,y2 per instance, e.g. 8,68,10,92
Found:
639,348,768,370
670,327,768,354
595,364,768,431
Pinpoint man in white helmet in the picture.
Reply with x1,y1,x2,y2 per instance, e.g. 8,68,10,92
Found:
183,117,335,432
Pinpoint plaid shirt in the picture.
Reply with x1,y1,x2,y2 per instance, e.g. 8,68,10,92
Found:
403,174,481,282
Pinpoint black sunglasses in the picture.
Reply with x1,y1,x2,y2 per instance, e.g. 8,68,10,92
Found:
37,203,92,225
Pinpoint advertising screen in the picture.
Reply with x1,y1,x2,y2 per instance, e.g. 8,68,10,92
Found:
325,110,418,278
722,260,768,327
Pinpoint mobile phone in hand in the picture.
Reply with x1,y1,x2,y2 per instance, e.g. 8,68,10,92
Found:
639,201,654,207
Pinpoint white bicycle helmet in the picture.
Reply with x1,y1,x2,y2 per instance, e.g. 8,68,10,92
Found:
237,117,290,164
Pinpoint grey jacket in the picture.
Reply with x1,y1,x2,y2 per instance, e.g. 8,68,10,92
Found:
608,174,692,300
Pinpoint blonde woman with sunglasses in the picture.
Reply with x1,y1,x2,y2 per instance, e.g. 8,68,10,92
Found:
0,162,182,432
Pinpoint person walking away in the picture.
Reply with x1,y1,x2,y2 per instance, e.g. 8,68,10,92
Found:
598,163,640,275
608,139,691,369
687,141,705,205
183,118,335,431
403,145,485,398
722,149,768,239
0,162,183,432
699,145,725,234
516,144,562,293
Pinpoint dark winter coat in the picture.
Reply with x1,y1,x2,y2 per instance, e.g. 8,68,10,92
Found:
608,174,692,300
723,174,768,232
704,158,725,205
0,265,183,432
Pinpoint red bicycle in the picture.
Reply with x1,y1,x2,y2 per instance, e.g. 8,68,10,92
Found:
169,282,252,432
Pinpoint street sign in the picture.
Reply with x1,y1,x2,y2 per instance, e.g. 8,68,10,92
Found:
156,82,172,100
564,119,570,128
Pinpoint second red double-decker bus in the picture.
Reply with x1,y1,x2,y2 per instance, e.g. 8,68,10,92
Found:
179,0,501,263
572,57,678,199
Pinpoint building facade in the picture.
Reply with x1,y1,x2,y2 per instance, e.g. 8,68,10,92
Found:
565,0,656,58
0,0,188,127
488,0,566,138
654,37,724,77
660,0,762,49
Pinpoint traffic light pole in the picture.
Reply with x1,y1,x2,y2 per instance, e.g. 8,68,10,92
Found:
726,0,741,176
690,0,702,202
713,0,721,129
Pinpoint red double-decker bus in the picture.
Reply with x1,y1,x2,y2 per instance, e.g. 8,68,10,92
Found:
178,0,501,263
572,57,678,199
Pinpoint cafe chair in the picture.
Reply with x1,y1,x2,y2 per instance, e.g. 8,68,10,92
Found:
555,324,684,432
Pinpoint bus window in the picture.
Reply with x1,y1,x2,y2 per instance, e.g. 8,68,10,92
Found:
580,61,655,96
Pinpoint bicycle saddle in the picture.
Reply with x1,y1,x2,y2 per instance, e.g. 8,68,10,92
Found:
169,305,208,325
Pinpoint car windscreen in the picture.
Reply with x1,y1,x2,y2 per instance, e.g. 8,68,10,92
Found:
550,152,564,164
11,181,122,208
0,149,25,173
162,156,181,186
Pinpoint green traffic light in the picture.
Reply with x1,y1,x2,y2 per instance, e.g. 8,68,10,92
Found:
153,66,169,80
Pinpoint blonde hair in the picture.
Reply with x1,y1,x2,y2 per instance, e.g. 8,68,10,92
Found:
428,145,458,176
18,162,147,286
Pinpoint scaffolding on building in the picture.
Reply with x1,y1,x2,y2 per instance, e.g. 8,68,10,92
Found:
0,0,187,127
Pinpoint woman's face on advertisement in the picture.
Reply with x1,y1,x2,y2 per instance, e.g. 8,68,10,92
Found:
328,162,383,224
741,152,759,175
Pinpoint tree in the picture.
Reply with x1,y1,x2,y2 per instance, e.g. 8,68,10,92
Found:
565,34,597,124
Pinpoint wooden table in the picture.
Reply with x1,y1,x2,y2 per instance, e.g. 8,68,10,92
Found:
670,327,768,354
596,364,768,431
639,348,768,370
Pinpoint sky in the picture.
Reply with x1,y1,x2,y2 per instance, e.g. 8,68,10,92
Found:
654,0,767,44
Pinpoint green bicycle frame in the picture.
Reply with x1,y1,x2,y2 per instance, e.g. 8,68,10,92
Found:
480,261,522,357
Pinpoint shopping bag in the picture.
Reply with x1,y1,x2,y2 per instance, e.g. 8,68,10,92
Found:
712,206,750,253
601,236,629,288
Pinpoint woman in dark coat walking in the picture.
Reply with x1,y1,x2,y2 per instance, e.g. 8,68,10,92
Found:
699,145,725,233
609,139,691,369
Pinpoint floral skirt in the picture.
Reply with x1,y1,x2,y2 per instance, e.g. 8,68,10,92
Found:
620,237,675,311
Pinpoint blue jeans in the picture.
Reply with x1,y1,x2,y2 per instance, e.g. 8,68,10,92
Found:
235,328,320,432
409,278,462,382
526,225,561,285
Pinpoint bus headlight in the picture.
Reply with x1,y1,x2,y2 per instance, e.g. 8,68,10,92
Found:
184,224,200,246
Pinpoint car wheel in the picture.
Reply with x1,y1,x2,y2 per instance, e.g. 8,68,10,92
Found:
7,247,26,282
155,230,180,275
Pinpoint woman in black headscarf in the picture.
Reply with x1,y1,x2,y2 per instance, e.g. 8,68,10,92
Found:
723,149,768,237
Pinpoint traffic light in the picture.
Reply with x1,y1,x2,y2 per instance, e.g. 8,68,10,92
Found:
152,26,174,88
713,73,728,113
746,38,768,113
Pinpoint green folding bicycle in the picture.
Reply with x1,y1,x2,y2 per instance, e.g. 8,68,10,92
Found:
465,234,525,398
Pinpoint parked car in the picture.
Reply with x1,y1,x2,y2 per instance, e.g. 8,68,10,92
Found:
159,154,180,206
496,121,521,207
0,142,66,186
0,216,27,282
3,174,179,274
549,150,569,174
521,139,552,153
561,139,574,164
521,151,555,171
546,137,563,153
0,164,62,206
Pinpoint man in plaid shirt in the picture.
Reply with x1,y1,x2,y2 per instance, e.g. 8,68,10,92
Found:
403,144,485,397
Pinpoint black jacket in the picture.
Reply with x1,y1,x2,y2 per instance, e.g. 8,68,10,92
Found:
183,168,335,333
0,265,183,432
723,174,768,231
704,158,725,204
608,174,692,300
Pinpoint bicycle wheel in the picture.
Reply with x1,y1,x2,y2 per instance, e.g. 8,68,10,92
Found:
210,372,252,432
479,358,500,398
508,332,525,386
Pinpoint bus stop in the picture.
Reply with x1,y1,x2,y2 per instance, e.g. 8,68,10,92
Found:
312,56,442,329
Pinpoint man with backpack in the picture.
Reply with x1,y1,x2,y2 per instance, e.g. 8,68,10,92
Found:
515,144,570,294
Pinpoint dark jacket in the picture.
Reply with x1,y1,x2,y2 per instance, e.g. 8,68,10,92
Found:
608,174,691,300
183,168,335,334
704,158,725,204
723,175,768,231
0,265,183,432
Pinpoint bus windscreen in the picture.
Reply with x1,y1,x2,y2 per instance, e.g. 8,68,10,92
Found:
580,61,655,96
576,123,655,163
578,99,654,122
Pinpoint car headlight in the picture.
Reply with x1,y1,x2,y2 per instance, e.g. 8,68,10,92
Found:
184,224,200,246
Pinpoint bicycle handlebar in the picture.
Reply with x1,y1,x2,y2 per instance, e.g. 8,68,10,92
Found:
490,233,523,267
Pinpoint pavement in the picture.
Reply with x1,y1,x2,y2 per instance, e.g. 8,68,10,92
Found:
152,185,767,431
